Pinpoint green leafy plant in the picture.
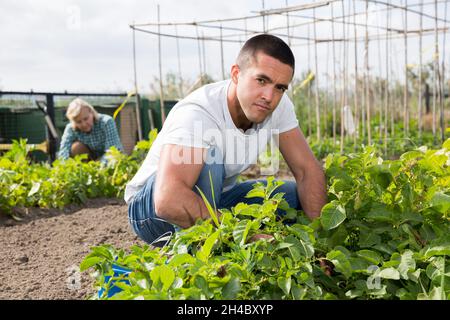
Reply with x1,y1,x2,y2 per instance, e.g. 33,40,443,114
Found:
81,139,450,300
0,130,158,217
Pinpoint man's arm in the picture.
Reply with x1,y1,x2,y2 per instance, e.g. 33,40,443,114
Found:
278,127,327,219
153,144,213,229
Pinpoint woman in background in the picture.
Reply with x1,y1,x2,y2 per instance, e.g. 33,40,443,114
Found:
58,98,123,163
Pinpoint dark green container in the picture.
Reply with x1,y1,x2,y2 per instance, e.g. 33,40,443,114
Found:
140,99,178,138
0,108,48,161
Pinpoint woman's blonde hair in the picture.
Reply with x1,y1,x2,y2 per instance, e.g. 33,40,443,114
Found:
66,98,99,129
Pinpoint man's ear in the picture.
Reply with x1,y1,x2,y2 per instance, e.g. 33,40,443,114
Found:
230,64,240,84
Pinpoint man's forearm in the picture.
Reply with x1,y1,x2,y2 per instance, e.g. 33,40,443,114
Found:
154,185,213,229
296,166,327,220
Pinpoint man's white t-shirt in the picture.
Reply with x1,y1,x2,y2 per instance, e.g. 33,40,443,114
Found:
124,80,299,203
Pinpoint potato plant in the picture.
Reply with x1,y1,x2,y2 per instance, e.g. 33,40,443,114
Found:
81,139,449,300
0,130,157,217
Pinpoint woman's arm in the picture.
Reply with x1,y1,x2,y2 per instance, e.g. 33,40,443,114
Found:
57,124,75,160
100,117,124,163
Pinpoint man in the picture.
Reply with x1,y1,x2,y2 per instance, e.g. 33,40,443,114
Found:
125,34,327,246
58,98,124,164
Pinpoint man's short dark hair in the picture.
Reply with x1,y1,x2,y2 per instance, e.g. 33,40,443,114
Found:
236,33,295,74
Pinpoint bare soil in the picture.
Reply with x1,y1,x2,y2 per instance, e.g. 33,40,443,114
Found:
0,198,140,300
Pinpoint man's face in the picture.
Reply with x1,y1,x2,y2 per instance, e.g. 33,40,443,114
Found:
74,107,94,133
233,52,293,124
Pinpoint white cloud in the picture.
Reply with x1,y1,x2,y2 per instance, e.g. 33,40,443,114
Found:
1,0,449,93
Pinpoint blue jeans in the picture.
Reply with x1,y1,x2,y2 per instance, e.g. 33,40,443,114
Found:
128,147,301,247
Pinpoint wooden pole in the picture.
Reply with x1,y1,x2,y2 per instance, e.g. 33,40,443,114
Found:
365,0,371,145
262,0,266,32
220,25,226,80
313,7,321,142
433,0,438,143
196,25,203,86
390,27,395,140
285,0,291,46
384,0,390,155
307,24,312,137
157,5,166,125
353,0,359,151
244,17,248,39
324,41,329,139
132,24,143,141
418,0,424,142
340,0,347,154
439,0,448,142
403,0,409,136
376,10,383,145
331,2,337,146
202,32,207,76
175,25,184,98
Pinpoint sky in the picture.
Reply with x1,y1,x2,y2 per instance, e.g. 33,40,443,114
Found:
1,0,449,94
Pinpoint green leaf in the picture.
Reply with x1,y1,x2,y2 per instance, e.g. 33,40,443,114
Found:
232,220,251,245
195,186,220,228
234,203,259,217
327,250,352,278
194,275,212,298
417,286,445,300
282,235,314,260
356,250,382,265
297,240,315,259
260,200,278,217
265,179,284,199
377,267,400,280
320,201,346,230
291,285,307,300
373,243,395,256
168,253,196,267
276,242,294,250
79,256,104,271
150,265,175,291
196,230,220,262
358,231,381,248
287,224,315,243
430,192,450,214
443,138,450,149
222,277,241,299
367,164,393,189
349,257,371,272
365,203,394,223
399,212,424,224
397,250,416,280
327,224,348,248
400,150,424,161
245,189,265,199
423,245,450,259
28,181,41,197
91,246,114,260
277,276,292,296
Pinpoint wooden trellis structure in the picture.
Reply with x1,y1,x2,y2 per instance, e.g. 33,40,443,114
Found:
130,0,450,151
